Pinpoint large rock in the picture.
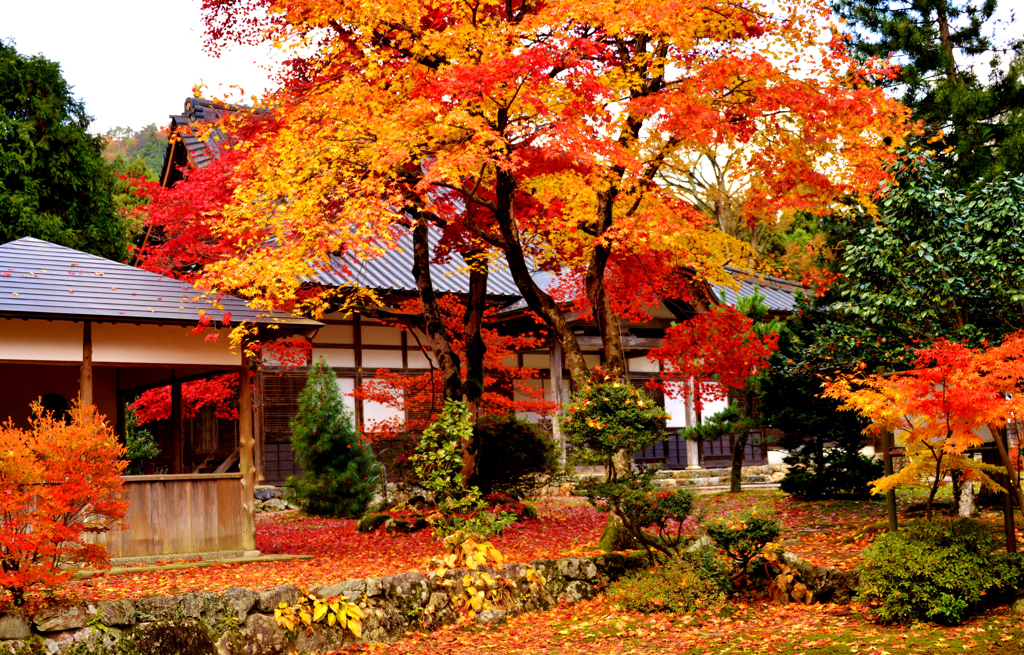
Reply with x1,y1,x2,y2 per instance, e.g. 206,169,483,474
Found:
381,572,429,609
96,600,135,627
559,580,597,603
779,551,860,604
41,626,119,654
365,577,383,598
216,614,289,655
0,611,30,640
33,603,96,632
294,623,358,653
256,585,302,613
135,596,179,622
132,619,215,655
179,592,222,625
557,557,598,581
317,579,366,603
360,602,407,644
222,588,258,623
476,609,507,626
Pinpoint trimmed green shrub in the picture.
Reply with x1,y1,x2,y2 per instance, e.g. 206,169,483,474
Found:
857,519,1023,625
470,412,560,499
289,358,379,518
578,466,697,557
780,447,882,500
706,509,781,581
608,556,726,614
123,405,160,475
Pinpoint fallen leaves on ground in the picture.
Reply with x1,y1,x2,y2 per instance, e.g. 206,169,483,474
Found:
44,499,604,607
345,598,1024,655
9,488,1018,616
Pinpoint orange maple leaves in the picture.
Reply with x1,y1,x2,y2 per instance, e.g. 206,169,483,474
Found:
0,401,128,605
825,334,1024,502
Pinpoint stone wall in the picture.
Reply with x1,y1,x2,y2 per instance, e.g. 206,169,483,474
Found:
0,554,644,655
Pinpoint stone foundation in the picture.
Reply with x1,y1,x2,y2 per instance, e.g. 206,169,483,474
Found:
0,554,646,655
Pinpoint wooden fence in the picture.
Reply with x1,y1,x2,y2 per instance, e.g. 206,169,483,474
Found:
88,474,247,558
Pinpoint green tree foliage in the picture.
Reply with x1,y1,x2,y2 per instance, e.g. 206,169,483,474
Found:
755,295,878,499
123,405,160,475
0,41,129,260
103,124,168,178
813,152,1024,369
109,156,154,237
469,413,560,500
289,358,379,518
833,0,1024,181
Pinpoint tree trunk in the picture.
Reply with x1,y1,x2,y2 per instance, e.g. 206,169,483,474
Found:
730,431,748,493
411,211,463,401
490,168,592,389
460,255,488,483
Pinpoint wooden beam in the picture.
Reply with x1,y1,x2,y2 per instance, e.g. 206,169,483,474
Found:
239,355,256,551
576,336,662,349
213,448,240,474
80,321,93,406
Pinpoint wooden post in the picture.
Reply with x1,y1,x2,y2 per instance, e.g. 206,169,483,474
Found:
80,321,93,406
877,366,898,533
549,339,566,463
171,373,183,475
685,378,701,469
239,355,256,550
255,366,266,483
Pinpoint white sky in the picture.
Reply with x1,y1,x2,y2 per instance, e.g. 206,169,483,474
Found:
3,0,284,135
3,0,1024,136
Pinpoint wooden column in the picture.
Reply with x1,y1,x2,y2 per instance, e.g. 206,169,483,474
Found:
80,321,93,406
239,355,256,550
170,373,183,474
549,340,566,463
685,378,701,469
254,366,266,483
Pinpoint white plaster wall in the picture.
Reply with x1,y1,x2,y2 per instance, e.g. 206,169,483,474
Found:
0,319,82,362
314,324,353,344
628,356,659,373
91,324,239,366
334,377,358,419
361,325,402,345
362,349,403,369
312,348,355,368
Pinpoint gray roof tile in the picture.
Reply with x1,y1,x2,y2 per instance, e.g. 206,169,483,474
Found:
0,238,320,328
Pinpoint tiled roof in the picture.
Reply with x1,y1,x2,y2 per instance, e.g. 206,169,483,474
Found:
712,267,807,313
309,227,524,298
0,238,321,328
162,97,248,176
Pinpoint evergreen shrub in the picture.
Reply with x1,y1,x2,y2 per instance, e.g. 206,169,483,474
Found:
471,412,560,498
288,358,379,518
780,448,882,500
857,519,1022,625
608,556,726,614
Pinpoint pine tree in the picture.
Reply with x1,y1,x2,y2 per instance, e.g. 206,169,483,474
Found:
833,0,1024,181
289,358,379,517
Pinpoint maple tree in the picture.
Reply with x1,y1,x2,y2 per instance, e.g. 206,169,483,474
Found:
824,333,1024,519
191,0,908,406
355,295,555,441
0,400,128,606
129,373,240,425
